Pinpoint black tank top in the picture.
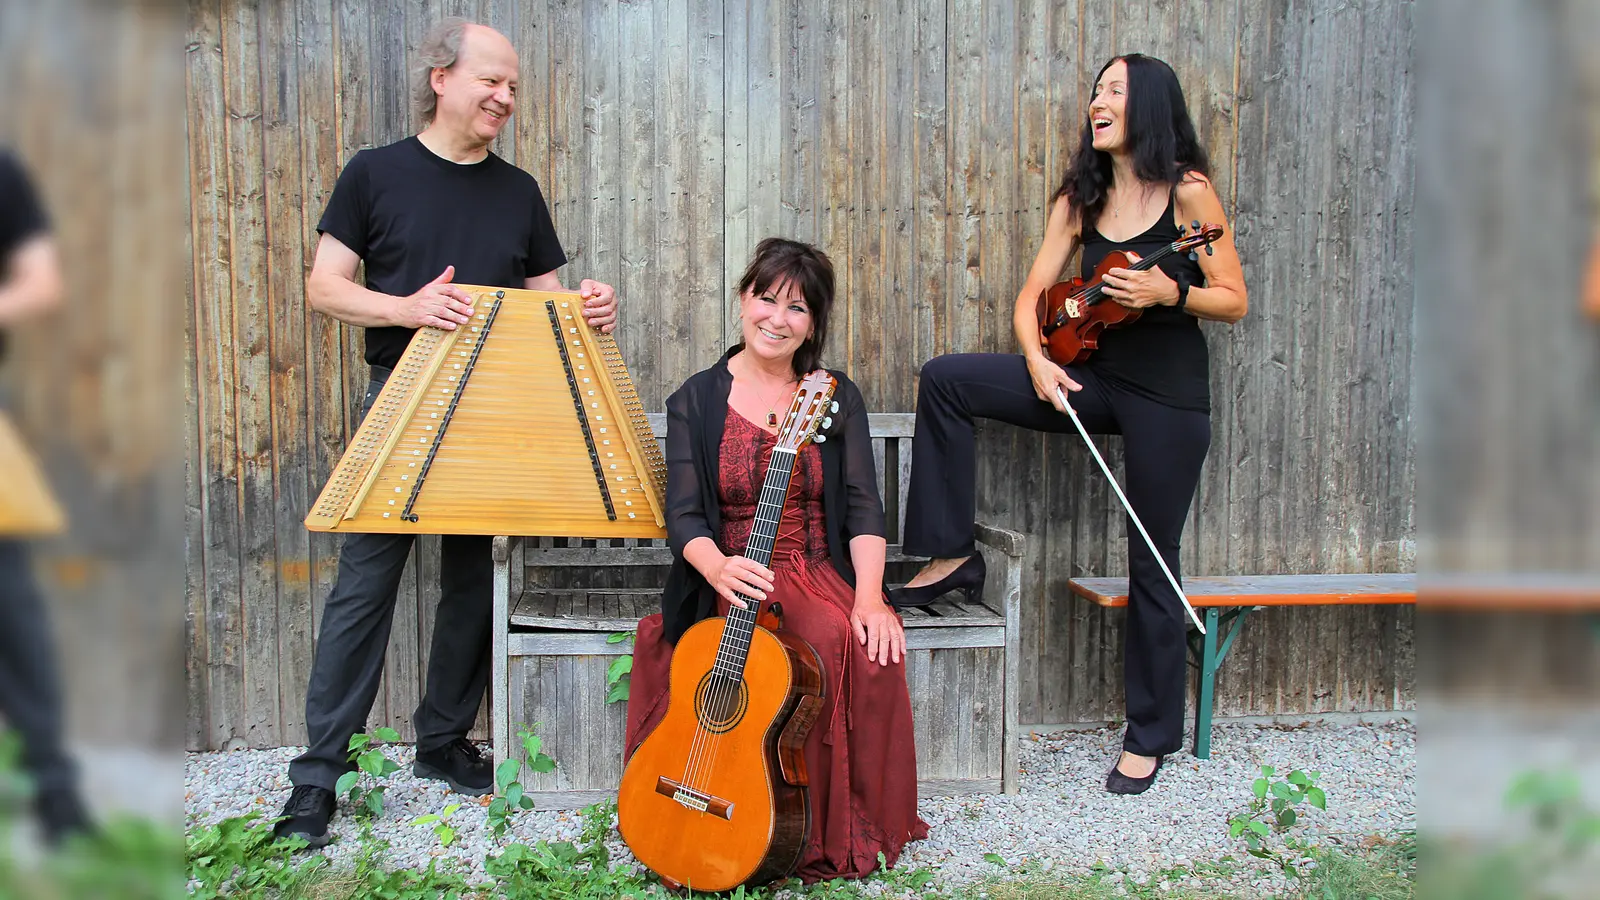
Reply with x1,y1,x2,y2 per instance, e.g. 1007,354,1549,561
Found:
1079,189,1210,413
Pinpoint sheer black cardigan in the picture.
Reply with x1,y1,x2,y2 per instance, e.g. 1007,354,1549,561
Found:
658,348,887,644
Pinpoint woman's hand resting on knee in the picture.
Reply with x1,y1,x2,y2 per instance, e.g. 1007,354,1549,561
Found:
851,595,905,666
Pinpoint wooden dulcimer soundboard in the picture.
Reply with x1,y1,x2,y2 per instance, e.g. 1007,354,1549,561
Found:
305,286,667,538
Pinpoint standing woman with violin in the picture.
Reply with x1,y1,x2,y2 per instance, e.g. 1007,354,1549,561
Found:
890,54,1247,794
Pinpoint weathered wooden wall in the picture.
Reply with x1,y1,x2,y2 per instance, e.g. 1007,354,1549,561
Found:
185,0,1415,750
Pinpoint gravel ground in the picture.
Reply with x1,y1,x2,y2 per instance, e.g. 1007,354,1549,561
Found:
185,719,1414,897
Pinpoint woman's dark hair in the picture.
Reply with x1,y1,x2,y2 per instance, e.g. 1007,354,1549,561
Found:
735,237,835,377
1053,54,1210,226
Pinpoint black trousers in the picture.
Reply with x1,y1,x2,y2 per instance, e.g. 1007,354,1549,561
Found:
902,354,1210,756
287,375,494,790
0,539,76,797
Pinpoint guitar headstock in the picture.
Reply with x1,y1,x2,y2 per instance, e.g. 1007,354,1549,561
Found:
775,370,839,453
1174,221,1225,258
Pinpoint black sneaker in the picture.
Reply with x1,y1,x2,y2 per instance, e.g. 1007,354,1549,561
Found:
272,784,335,848
34,787,95,847
413,737,493,796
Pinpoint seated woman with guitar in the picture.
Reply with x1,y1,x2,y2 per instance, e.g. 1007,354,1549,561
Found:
890,54,1247,795
621,238,927,887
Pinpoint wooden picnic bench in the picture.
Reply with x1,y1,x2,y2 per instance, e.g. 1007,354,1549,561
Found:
1069,573,1417,759
491,413,1028,808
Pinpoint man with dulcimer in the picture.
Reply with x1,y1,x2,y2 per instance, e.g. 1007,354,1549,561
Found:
272,17,618,848
0,148,95,844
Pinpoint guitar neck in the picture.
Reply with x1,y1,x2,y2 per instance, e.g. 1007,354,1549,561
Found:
717,447,798,677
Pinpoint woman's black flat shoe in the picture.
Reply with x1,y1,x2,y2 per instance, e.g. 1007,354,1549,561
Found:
887,554,986,609
1106,755,1163,795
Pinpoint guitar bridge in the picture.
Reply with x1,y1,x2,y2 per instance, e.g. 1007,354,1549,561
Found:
655,776,734,820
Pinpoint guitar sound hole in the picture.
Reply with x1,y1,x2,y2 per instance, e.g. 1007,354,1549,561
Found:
693,672,749,734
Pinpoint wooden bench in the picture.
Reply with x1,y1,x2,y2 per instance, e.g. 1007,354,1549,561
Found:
1068,573,1416,760
491,413,1027,808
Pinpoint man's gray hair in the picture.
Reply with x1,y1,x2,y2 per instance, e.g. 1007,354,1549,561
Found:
412,17,472,126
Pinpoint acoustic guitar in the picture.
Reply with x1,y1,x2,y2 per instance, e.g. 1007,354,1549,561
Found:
1036,221,1224,365
617,370,838,892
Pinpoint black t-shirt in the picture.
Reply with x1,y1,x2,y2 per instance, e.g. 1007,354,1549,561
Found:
1079,189,1210,413
0,150,50,364
317,136,568,369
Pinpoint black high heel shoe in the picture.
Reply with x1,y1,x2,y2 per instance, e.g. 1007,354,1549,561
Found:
1106,754,1163,795
887,554,986,609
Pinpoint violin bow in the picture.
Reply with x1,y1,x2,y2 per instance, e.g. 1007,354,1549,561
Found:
1055,386,1206,634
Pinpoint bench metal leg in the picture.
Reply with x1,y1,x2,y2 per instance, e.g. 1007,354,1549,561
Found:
1193,608,1219,759
1191,606,1251,760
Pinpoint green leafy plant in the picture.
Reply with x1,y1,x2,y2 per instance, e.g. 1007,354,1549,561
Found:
1227,765,1326,878
487,724,557,838
412,801,463,849
336,726,403,818
606,631,634,704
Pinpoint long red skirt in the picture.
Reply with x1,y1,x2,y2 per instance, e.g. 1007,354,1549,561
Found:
623,552,929,882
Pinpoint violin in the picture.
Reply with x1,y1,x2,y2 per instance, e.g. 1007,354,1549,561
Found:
1036,221,1224,365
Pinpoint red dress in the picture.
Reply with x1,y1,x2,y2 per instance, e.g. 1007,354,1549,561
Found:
624,408,929,882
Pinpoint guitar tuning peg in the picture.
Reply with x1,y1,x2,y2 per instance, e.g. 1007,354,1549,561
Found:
821,416,833,429
813,433,827,444
830,401,839,413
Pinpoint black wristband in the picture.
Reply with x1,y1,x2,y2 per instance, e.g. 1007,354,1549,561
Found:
1173,275,1191,309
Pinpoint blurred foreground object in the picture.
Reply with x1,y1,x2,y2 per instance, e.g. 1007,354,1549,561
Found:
0,411,64,536
1417,0,1600,894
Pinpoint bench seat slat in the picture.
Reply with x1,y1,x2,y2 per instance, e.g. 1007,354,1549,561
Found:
1069,573,1417,608
510,588,1005,630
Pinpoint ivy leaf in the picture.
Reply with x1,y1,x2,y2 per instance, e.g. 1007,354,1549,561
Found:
529,753,556,774
379,758,401,777
607,655,634,685
496,758,522,792
336,771,361,797
1277,808,1297,828
1247,821,1270,837
606,631,632,644
1229,819,1247,838
347,733,371,754
1307,787,1327,810
518,795,535,810
1260,765,1276,778
1252,778,1268,800
1288,770,1311,787
606,681,630,704
364,790,384,817
1270,782,1294,800
505,784,525,809
374,726,401,743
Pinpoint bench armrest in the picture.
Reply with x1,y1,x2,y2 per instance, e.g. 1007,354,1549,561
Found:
974,522,1025,558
